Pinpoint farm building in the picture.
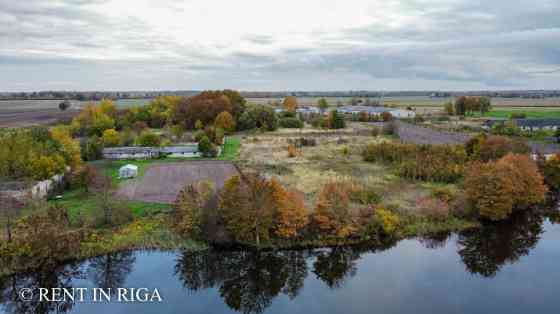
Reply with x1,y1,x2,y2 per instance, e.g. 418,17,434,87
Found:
119,164,138,179
160,145,200,158
103,145,202,160
336,106,416,119
103,147,161,160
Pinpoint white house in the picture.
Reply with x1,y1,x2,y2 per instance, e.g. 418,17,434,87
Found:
119,164,138,179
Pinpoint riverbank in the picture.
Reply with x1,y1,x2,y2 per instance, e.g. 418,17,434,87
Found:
0,210,479,278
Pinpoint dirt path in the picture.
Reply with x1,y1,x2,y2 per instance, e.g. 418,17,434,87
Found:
116,161,239,204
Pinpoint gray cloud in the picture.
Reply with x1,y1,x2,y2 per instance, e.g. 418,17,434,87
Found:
0,0,559,91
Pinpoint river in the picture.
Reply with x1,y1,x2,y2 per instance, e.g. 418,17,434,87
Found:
1,211,559,314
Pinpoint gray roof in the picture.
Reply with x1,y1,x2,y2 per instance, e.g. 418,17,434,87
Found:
337,106,392,114
160,145,198,153
103,147,158,154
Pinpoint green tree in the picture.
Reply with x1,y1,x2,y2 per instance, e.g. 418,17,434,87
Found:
318,98,329,114
136,130,161,147
102,129,120,147
328,110,346,129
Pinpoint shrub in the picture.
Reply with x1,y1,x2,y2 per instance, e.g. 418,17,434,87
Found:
369,207,400,236
431,187,456,203
371,127,380,137
382,121,397,135
466,134,530,162
313,181,355,237
287,144,298,158
510,112,527,119
416,197,450,221
136,130,160,147
198,136,218,158
279,117,304,128
465,154,547,220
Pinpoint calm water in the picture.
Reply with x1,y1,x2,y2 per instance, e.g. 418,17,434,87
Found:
2,211,560,314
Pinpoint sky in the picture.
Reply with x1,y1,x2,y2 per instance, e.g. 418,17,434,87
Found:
1,0,559,92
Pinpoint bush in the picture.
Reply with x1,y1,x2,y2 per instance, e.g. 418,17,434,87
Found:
279,117,304,128
367,207,400,236
466,134,531,162
416,197,450,221
287,144,298,158
371,127,380,137
198,136,218,157
363,142,467,183
510,112,527,119
465,154,547,220
382,121,397,135
136,130,161,147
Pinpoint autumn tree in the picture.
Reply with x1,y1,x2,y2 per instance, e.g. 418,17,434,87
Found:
102,128,120,147
50,125,82,170
542,154,560,192
465,154,546,221
444,102,454,115
71,164,97,193
270,180,308,239
328,110,346,129
71,103,115,136
214,111,236,133
219,174,275,246
465,134,530,162
173,181,214,238
454,96,467,116
172,91,241,129
283,96,298,113
218,174,307,246
313,181,354,237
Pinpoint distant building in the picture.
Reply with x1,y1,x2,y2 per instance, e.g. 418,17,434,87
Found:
103,147,160,160
483,118,560,131
118,164,138,179
336,106,416,119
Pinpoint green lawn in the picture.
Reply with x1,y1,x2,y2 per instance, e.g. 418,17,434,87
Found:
50,189,172,223
219,137,241,160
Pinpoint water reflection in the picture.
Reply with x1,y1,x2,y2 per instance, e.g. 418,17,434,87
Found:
0,210,557,314
0,264,83,314
457,212,544,278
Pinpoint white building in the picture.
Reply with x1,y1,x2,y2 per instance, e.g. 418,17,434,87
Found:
119,164,138,179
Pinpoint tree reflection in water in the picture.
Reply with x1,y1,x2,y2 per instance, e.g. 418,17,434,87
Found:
87,252,136,295
175,241,397,314
457,211,544,278
0,264,83,314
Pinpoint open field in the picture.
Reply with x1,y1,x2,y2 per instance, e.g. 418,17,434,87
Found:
116,161,239,204
397,121,473,145
0,99,151,127
238,129,450,212
481,109,560,119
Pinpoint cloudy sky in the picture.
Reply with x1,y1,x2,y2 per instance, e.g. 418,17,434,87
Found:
1,0,559,91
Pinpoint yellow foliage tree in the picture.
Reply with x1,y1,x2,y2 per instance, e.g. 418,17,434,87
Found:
102,129,120,147
30,153,66,180
174,181,214,238
50,126,82,170
214,111,236,133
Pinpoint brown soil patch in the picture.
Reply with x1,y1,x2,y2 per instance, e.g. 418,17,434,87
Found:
116,161,239,204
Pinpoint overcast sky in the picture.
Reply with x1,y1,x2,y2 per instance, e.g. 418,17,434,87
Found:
1,0,559,92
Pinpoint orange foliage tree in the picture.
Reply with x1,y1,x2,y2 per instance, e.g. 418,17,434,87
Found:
283,96,298,112
313,181,355,237
219,174,308,246
465,154,546,221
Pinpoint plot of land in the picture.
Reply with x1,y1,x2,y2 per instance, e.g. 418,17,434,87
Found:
116,161,239,204
397,122,473,145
